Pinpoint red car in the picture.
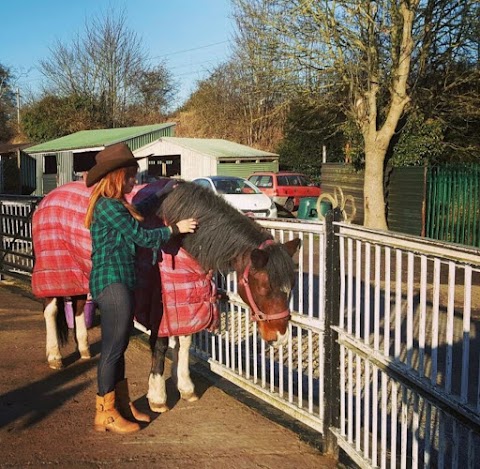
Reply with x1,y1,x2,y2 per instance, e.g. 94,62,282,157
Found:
247,171,321,212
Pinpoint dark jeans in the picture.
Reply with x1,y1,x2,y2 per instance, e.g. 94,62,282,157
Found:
95,283,135,396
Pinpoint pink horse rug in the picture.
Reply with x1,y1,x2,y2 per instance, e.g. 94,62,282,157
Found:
32,181,218,337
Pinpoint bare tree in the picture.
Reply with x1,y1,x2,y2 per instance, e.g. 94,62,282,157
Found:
232,0,478,229
39,8,174,128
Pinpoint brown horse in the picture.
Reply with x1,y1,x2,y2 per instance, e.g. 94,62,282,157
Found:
32,180,300,412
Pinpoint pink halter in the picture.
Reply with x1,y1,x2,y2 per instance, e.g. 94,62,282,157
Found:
240,240,291,322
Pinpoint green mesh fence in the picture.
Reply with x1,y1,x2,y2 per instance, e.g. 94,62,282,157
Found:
426,164,480,248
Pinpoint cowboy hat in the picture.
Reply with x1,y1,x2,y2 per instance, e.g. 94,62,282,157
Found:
86,143,143,187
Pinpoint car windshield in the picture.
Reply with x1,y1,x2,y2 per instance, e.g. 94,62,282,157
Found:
213,178,260,195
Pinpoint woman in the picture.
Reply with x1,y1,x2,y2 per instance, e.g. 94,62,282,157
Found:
85,142,197,434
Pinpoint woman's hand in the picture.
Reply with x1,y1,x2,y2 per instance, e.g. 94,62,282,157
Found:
172,218,198,234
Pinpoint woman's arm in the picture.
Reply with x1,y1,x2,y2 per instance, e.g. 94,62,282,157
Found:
96,198,170,249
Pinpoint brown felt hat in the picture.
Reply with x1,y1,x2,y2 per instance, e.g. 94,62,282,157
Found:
86,143,142,187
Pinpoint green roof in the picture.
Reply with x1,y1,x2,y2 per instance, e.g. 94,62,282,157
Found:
161,137,278,158
26,123,175,153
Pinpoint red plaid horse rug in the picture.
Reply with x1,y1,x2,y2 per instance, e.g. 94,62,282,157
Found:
32,182,92,298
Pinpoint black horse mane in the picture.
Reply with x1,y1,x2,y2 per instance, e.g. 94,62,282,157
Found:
158,182,295,290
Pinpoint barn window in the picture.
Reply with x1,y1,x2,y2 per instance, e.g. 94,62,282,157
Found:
43,155,57,174
73,151,97,172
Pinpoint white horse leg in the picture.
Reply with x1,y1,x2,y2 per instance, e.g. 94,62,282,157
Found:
74,311,91,359
44,298,63,370
173,335,198,402
147,336,169,413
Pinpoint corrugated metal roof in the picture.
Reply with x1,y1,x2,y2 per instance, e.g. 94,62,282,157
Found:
26,123,176,153
162,137,278,159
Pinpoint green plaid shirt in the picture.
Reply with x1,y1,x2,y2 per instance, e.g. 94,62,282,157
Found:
89,196,170,299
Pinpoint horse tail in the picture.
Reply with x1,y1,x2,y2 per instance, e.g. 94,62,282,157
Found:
55,297,69,346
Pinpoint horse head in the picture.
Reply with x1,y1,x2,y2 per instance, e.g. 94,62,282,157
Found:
235,238,301,346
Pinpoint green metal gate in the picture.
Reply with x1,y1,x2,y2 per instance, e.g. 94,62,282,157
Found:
426,164,480,247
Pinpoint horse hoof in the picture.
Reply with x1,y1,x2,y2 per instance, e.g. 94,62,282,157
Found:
181,392,199,403
48,359,64,370
79,350,91,360
149,401,169,413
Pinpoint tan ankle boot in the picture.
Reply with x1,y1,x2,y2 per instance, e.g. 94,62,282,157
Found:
115,378,151,423
94,391,140,433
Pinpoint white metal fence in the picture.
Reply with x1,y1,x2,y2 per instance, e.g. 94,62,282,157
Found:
191,218,328,434
0,196,39,279
1,196,480,468
335,223,480,468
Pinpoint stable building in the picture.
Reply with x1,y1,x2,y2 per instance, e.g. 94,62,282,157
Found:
25,123,176,195
25,124,279,195
134,137,279,181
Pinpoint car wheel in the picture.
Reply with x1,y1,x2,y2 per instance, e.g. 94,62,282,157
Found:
284,198,295,213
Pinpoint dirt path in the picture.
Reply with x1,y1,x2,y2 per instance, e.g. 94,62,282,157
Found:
0,281,338,469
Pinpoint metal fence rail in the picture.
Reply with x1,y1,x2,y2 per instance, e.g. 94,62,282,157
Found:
336,224,480,468
0,196,41,279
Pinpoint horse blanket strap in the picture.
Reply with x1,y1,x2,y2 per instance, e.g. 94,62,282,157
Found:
32,182,92,297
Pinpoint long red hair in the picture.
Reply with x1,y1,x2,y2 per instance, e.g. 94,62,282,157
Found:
84,167,143,228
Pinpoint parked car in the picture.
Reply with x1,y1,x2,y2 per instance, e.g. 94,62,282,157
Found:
191,176,278,218
247,171,321,212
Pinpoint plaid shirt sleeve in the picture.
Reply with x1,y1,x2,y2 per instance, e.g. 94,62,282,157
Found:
97,198,170,248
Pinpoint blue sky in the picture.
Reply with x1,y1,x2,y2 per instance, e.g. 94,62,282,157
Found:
0,0,234,108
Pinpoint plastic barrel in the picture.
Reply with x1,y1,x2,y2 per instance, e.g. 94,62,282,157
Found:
297,197,319,220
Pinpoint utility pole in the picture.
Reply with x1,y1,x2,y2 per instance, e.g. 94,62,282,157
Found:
16,87,20,131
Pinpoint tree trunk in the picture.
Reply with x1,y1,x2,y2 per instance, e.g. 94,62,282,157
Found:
363,147,388,230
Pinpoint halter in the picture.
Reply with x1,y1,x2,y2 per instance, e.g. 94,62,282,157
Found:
240,239,290,322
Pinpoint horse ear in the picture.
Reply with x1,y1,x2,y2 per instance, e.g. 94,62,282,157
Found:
250,249,269,269
283,238,301,257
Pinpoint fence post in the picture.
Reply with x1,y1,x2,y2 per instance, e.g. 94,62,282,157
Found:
323,208,341,455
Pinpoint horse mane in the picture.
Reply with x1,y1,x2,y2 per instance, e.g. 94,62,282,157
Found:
158,182,296,291
159,182,269,272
